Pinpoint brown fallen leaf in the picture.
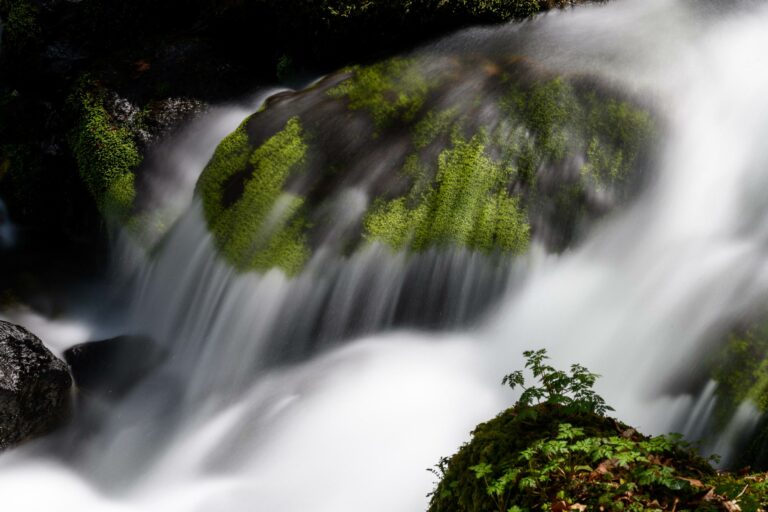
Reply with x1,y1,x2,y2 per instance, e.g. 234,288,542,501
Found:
592,459,617,476
569,504,587,511
621,428,637,439
699,487,716,502
678,477,704,488
134,59,151,74
723,501,742,512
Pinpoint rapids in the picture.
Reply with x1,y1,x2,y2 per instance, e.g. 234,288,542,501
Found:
3,0,768,510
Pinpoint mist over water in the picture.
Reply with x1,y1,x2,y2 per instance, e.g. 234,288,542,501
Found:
3,0,768,509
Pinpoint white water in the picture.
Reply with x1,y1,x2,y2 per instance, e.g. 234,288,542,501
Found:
3,0,768,510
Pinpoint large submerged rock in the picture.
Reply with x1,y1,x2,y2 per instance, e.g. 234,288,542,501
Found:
197,56,655,276
0,320,72,449
64,335,166,400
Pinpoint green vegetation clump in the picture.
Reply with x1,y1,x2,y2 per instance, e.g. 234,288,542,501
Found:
364,131,530,254
0,0,40,51
429,349,768,512
413,108,460,149
581,98,655,186
328,58,432,128
713,327,768,421
69,87,141,223
197,117,310,275
498,77,654,189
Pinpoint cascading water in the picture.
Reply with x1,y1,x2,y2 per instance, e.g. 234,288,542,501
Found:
3,0,768,510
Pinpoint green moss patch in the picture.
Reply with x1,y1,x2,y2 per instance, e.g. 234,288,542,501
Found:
413,108,460,149
197,117,310,275
328,57,432,128
365,131,529,254
499,76,655,189
69,87,141,223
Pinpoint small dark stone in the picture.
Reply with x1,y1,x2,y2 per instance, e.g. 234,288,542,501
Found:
0,320,72,450
64,335,167,400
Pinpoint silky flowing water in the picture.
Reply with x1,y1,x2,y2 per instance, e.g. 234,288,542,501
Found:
3,0,768,510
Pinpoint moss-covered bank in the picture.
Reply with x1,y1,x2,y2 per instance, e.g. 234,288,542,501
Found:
429,351,768,512
430,403,768,512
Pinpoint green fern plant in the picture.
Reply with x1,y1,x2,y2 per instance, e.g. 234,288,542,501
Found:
502,348,614,416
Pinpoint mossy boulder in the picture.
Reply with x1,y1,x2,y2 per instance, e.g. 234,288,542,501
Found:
428,403,768,512
197,55,655,275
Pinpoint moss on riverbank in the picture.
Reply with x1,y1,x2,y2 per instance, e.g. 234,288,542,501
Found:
429,351,768,512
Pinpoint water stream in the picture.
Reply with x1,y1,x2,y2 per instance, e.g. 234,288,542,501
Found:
3,0,768,510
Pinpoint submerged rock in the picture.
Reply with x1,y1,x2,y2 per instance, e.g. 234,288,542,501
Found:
64,335,166,400
0,320,72,450
197,56,655,276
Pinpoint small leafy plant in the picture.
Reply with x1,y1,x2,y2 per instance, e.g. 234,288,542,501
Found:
501,348,614,416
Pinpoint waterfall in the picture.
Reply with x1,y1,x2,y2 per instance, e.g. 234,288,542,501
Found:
3,0,768,510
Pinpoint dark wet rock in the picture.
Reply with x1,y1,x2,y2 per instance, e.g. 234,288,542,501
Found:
141,97,208,146
64,335,167,400
0,320,72,450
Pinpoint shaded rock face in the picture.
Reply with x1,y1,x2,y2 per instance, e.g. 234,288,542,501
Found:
0,320,72,450
64,335,166,401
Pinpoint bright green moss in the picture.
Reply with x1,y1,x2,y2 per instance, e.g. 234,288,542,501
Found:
365,131,530,254
524,77,578,160
413,108,459,149
198,117,310,275
328,58,431,128
498,77,653,189
581,99,654,186
103,171,136,222
70,89,141,222
497,78,573,185
500,77,580,161
197,120,251,220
